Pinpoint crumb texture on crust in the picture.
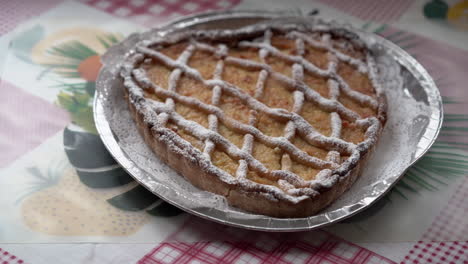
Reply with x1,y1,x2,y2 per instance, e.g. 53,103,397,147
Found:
121,23,386,217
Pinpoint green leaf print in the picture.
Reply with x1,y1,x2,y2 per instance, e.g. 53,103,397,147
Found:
107,185,160,211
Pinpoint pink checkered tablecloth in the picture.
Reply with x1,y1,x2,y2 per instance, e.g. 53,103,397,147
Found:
402,175,468,264
0,248,26,264
77,0,240,26
0,0,62,35
0,0,467,264
138,216,397,264
139,238,395,264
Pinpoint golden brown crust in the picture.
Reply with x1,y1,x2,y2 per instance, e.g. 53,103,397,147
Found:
125,87,384,218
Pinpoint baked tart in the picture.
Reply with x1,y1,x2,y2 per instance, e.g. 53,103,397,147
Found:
120,21,386,218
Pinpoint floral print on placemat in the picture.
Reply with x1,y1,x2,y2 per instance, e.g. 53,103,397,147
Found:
9,25,183,236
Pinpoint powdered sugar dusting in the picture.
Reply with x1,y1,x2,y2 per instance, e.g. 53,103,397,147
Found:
120,21,387,204
235,30,272,179
203,45,226,159
280,39,306,184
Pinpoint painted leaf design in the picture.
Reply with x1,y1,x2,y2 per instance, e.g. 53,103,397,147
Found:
63,126,116,168
75,166,135,189
63,125,183,217
147,201,184,217
63,126,134,188
57,92,97,133
16,164,64,204
107,185,160,211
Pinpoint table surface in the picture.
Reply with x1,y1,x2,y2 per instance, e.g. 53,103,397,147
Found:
0,0,467,263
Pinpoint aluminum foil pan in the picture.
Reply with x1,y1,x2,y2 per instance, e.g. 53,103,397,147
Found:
94,11,443,231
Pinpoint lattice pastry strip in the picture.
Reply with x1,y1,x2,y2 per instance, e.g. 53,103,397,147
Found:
136,45,358,152
235,30,272,180
202,44,227,160
130,33,378,185
121,22,386,217
278,37,306,188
